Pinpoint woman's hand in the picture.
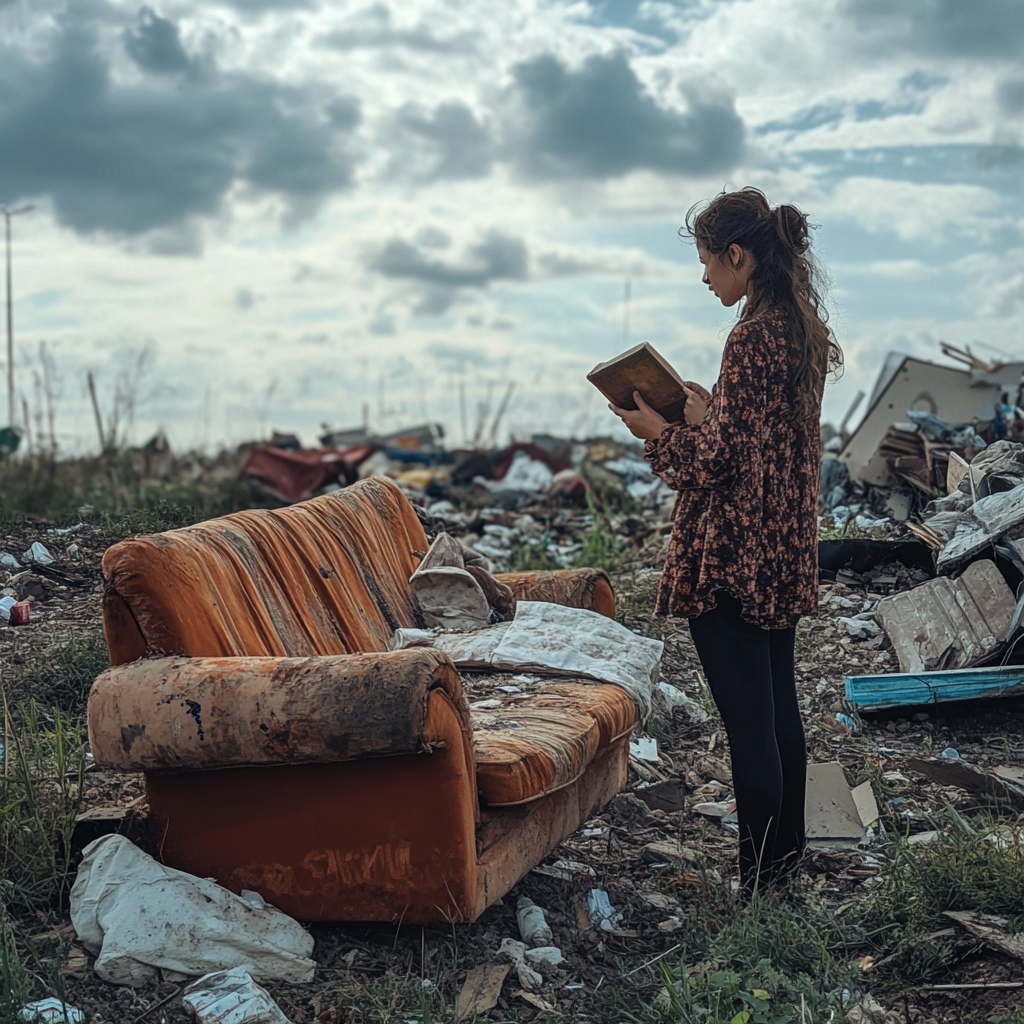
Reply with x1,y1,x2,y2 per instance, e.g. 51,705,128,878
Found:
610,391,678,441
682,382,710,426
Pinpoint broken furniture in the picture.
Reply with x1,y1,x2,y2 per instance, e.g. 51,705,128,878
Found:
86,476,636,923
875,559,1017,673
844,664,1024,711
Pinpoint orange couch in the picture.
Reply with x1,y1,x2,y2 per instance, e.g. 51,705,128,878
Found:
87,476,637,923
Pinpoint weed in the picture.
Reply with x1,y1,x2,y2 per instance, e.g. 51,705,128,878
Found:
0,904,32,1024
0,699,87,913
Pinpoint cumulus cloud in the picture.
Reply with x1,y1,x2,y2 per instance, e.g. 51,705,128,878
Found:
823,177,1003,243
367,231,527,288
842,0,1024,59
319,4,476,55
123,7,191,75
0,7,361,237
502,50,745,181
387,101,493,181
366,230,528,316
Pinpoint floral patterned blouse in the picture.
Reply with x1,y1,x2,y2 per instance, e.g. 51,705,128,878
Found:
644,307,822,629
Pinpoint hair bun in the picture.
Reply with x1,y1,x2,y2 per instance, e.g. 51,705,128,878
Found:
774,204,809,254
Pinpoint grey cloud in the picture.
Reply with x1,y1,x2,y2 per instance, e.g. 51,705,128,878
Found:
389,101,493,181
843,0,1024,58
0,9,361,237
319,4,475,55
368,231,527,317
503,50,744,181
235,287,257,310
368,231,527,288
416,226,451,249
123,7,191,74
999,80,1024,114
219,0,315,11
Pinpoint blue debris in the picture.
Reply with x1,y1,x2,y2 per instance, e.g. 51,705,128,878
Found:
845,665,1024,710
835,712,858,733
939,747,960,760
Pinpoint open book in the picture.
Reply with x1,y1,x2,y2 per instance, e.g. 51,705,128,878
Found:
587,343,687,423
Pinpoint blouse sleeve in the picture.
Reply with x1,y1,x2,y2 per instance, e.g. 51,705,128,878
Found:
644,320,772,490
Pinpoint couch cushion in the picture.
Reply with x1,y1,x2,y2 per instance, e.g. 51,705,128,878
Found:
101,477,428,664
471,683,636,806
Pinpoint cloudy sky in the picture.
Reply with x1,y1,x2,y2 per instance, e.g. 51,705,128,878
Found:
1,0,1022,452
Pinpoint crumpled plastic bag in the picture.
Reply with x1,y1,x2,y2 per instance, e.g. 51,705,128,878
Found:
70,835,316,987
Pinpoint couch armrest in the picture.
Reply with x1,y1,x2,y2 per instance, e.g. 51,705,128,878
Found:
493,568,615,618
88,648,471,773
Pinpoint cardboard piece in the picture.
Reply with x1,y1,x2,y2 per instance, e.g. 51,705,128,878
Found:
805,762,877,845
455,964,510,1021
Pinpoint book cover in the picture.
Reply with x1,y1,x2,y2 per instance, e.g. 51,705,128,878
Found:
587,343,687,423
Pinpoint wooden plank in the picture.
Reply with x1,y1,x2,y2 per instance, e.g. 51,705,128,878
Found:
845,664,1024,710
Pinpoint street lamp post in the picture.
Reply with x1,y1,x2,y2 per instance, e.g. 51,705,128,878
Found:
3,204,35,429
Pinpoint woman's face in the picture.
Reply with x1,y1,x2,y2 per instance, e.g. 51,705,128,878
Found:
698,243,752,307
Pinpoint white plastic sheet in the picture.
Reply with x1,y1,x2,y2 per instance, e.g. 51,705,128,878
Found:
70,835,316,987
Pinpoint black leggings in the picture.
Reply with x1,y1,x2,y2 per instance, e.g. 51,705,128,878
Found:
688,593,806,892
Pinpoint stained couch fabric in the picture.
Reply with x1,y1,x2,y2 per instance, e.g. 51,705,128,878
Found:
88,650,469,773
101,478,426,663
91,476,637,922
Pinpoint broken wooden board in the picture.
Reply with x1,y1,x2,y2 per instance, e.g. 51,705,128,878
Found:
844,664,1024,710
944,910,1024,959
875,559,1016,673
907,757,1024,808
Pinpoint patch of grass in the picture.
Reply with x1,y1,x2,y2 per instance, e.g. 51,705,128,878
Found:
853,813,1024,982
574,515,631,574
0,699,88,914
0,451,253,523
0,904,33,1024
5,629,110,713
627,884,861,1024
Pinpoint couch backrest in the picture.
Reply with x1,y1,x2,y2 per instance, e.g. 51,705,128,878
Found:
102,476,429,665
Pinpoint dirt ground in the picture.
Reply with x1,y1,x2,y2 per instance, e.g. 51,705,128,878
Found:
4,520,1024,1024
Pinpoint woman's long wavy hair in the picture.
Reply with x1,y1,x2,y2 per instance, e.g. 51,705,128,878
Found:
682,187,842,422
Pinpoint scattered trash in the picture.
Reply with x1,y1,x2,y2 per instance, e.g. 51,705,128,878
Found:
585,888,623,932
940,747,960,760
845,664,1024,711
454,964,509,1021
496,938,543,991
531,859,595,881
629,737,660,761
657,915,685,933
21,542,54,565
907,756,1024,808
515,896,553,948
524,945,564,976
875,559,1016,672
6,600,30,626
835,712,858,733
18,1000,86,1024
844,992,900,1024
182,966,291,1024
641,840,698,864
0,595,16,622
944,910,1024,960
70,835,316,987
691,800,737,822
0,552,20,568
633,779,686,812
806,763,879,846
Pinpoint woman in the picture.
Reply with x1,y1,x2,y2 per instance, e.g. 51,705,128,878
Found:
611,188,841,895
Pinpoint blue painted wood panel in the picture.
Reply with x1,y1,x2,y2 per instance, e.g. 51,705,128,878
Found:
845,666,1024,709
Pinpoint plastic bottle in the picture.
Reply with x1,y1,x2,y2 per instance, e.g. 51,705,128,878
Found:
515,895,553,947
